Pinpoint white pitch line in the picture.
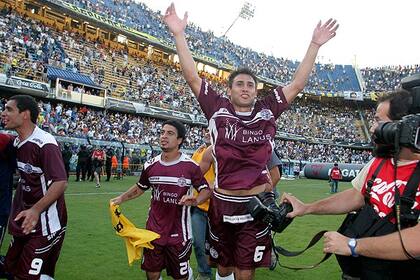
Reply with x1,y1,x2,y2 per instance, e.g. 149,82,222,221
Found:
66,192,123,196
66,190,151,196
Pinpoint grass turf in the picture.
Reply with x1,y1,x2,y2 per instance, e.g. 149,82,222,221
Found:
1,176,351,279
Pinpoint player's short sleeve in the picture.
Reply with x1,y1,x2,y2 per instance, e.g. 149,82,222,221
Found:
197,79,225,120
260,86,289,119
40,143,67,184
137,167,150,190
267,150,282,170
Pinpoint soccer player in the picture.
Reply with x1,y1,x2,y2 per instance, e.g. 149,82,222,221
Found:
1,95,67,280
164,3,338,279
110,120,210,280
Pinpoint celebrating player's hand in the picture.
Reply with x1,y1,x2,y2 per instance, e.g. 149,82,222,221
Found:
14,208,40,235
179,195,197,206
110,196,123,205
163,3,188,36
311,18,339,47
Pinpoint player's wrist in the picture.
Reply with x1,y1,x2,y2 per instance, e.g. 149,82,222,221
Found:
173,31,186,40
30,205,42,216
310,40,321,48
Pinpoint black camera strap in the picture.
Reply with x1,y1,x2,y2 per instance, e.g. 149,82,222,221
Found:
400,160,420,199
272,230,333,270
395,160,420,260
364,159,386,203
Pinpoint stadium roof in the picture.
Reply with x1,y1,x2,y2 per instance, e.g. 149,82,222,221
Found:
47,67,102,89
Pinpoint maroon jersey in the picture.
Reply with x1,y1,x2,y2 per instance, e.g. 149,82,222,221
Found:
137,153,208,246
9,126,67,237
198,79,289,190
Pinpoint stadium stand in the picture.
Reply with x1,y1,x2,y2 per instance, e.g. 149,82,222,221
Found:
4,0,418,169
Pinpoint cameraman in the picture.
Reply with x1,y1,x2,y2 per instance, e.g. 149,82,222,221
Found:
283,89,420,279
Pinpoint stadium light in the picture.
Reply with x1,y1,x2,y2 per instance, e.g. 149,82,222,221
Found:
223,1,255,37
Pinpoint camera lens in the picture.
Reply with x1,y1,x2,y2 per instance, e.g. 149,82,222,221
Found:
374,122,399,145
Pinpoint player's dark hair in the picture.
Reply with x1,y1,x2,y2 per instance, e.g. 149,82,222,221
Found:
228,68,258,89
9,95,39,124
162,120,186,149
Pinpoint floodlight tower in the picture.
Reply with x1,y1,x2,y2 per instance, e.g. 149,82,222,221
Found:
223,1,255,37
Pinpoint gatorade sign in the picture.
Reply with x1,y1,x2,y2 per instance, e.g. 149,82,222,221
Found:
303,162,365,182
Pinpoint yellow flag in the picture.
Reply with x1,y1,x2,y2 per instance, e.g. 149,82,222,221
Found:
109,203,160,265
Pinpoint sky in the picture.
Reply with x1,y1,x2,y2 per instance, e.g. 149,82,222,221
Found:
137,0,420,68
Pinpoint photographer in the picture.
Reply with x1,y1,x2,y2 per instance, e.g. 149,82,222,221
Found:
283,87,420,279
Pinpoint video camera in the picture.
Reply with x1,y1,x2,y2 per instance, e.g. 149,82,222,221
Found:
374,74,420,152
247,192,293,233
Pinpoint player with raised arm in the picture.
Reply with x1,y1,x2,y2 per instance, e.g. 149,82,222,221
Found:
163,3,339,280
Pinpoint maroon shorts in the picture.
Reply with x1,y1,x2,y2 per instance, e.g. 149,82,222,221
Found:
208,191,272,269
142,240,192,279
5,227,66,279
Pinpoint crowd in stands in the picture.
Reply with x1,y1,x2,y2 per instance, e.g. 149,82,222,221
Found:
2,5,420,120
277,98,366,143
0,96,372,164
361,65,420,92
66,0,420,94
5,0,420,165
0,9,65,81
66,0,362,93
275,139,371,164
0,96,206,148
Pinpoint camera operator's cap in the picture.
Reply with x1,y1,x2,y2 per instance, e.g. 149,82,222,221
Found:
0,133,13,152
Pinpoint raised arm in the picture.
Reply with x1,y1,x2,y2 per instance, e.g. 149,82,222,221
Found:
164,3,201,97
199,145,213,175
283,19,339,104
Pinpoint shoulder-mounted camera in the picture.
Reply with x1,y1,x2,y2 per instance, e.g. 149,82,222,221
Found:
374,74,420,152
